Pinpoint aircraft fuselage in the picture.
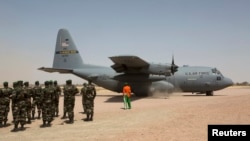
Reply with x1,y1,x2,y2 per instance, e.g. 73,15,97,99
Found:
71,65,233,96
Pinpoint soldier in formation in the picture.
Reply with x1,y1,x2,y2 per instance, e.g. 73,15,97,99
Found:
32,81,42,119
11,82,17,122
41,81,55,127
0,82,13,127
84,80,96,121
23,81,33,124
11,81,27,131
63,80,79,123
48,81,55,118
53,81,61,117
0,79,97,131
80,83,87,113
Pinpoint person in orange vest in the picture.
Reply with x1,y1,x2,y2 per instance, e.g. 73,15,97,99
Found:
122,82,131,109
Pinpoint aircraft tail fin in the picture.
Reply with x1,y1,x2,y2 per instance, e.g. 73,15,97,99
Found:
52,28,84,69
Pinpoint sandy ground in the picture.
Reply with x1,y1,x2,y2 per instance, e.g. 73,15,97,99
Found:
0,86,250,141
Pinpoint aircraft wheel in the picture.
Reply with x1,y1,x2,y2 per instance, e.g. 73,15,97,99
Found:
206,91,214,96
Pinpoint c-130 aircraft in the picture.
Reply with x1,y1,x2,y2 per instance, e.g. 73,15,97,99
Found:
39,29,233,96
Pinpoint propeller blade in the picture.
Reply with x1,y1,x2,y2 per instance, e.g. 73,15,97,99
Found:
170,55,178,75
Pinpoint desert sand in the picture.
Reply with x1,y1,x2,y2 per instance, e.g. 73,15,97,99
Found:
0,86,250,141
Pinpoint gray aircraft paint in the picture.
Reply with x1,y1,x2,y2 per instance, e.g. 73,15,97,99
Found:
166,66,233,94
53,29,84,69
39,29,233,96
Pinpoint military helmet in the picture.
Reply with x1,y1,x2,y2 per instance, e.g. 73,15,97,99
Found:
24,81,29,86
13,82,18,88
49,80,53,85
45,81,49,86
18,80,23,86
66,79,72,84
35,81,39,85
3,81,8,87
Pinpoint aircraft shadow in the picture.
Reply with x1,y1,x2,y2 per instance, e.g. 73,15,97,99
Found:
182,94,227,97
11,127,30,132
98,95,142,103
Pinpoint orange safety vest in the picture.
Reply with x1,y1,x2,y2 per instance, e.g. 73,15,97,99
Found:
123,85,131,97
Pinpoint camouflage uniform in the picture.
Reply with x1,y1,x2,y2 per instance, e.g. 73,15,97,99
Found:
84,81,96,121
80,83,87,113
63,80,78,123
53,81,61,117
32,81,42,119
11,82,18,122
0,82,13,126
48,80,56,118
11,81,26,131
41,81,55,126
23,81,33,124
61,92,68,119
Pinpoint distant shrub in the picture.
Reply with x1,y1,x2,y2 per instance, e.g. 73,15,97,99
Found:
235,82,250,86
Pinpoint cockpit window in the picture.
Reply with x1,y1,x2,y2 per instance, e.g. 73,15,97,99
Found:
212,68,224,78
212,68,221,75
212,68,217,73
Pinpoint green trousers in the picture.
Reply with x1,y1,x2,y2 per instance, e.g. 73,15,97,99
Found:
123,95,131,109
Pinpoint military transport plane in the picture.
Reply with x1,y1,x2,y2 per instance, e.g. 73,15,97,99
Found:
39,29,233,96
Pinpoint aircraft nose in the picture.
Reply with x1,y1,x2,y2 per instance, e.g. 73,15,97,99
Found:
223,77,234,87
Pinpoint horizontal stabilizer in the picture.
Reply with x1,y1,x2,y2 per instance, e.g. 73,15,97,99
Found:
38,67,72,73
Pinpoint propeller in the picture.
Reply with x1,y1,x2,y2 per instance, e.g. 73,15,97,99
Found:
170,55,178,75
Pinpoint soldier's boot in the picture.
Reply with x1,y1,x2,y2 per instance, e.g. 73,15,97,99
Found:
38,112,41,119
67,113,73,123
70,115,74,123
42,120,46,127
47,120,51,127
68,118,73,123
84,114,90,121
11,124,18,132
27,118,31,124
61,112,66,119
89,112,94,121
89,113,93,121
20,124,25,130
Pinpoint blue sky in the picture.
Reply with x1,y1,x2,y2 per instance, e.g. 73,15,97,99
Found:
0,0,249,85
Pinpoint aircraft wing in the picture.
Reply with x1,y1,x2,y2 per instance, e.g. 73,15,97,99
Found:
109,55,149,73
38,67,73,73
